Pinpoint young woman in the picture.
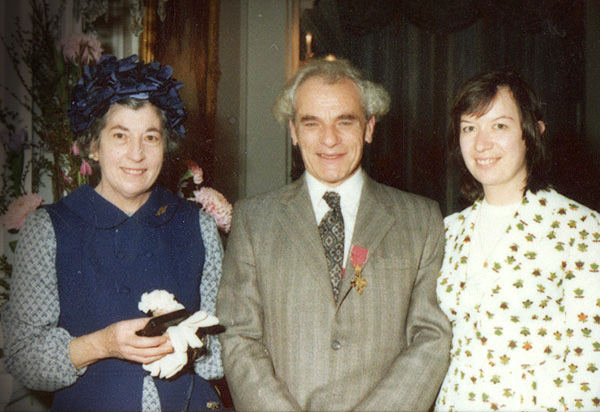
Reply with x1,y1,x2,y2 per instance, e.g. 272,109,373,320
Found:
435,70,600,411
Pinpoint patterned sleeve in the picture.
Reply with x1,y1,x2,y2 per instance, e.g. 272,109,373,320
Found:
194,210,224,380
560,206,600,409
1,208,85,391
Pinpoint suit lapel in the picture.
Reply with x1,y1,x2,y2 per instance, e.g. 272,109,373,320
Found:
338,177,396,304
276,178,333,292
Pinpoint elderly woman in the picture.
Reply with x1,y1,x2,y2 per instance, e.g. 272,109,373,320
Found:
435,70,600,411
2,55,223,411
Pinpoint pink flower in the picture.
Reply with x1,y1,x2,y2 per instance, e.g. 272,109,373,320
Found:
70,141,80,156
1,193,44,231
193,187,232,232
59,32,103,64
80,159,93,176
184,160,204,185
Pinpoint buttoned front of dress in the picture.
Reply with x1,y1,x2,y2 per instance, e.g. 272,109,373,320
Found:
44,184,212,411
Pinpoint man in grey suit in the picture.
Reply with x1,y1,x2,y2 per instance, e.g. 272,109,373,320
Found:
217,59,451,411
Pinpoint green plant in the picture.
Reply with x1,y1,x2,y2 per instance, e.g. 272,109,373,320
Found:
1,0,101,208
0,0,103,309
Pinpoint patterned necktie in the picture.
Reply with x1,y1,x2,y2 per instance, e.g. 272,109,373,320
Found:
318,191,345,302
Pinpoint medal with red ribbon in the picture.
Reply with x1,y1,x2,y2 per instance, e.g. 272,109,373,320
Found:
350,245,369,294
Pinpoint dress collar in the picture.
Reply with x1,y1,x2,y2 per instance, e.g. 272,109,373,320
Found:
61,184,182,229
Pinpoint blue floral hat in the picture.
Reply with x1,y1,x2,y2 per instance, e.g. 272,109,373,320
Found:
68,54,186,138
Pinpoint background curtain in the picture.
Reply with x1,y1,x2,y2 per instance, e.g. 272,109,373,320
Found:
300,0,596,215
144,0,221,192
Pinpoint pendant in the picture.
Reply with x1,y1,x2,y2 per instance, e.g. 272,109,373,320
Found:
351,267,368,294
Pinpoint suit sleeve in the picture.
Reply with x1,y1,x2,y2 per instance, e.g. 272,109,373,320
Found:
217,201,302,412
354,200,451,412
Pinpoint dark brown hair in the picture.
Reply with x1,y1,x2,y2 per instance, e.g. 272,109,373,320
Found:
449,70,550,202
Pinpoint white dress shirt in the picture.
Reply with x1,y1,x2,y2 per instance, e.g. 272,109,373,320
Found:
306,169,364,267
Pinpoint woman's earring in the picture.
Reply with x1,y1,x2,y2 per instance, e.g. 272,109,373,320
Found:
89,153,98,161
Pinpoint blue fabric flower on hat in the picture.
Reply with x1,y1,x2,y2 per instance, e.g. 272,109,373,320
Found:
68,55,186,138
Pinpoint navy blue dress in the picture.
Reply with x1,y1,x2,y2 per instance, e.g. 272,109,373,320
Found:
44,184,221,411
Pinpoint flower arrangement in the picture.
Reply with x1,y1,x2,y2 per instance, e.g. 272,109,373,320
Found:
180,160,233,233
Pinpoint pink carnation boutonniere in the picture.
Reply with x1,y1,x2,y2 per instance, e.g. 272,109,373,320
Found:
1,193,44,232
350,245,369,294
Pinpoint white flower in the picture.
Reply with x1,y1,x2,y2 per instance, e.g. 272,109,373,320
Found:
138,290,185,316
142,310,219,379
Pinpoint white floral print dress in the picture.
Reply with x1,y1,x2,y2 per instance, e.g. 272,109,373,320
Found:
435,189,600,411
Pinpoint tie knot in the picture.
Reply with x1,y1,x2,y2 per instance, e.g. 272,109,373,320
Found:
323,191,341,211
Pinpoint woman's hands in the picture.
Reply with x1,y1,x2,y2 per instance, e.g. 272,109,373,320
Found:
69,317,173,370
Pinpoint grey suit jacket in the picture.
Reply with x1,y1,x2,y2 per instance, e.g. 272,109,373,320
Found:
217,175,451,411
